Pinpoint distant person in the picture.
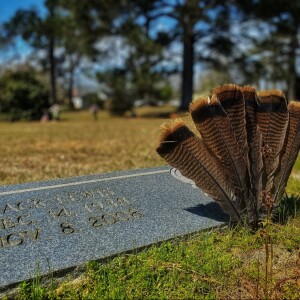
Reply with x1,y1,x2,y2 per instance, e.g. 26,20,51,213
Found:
40,110,49,123
90,103,99,120
49,103,60,121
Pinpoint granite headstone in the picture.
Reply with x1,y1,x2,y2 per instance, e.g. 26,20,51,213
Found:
0,166,228,289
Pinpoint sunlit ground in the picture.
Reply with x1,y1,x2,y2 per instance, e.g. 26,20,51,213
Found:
1,107,299,191
0,109,170,185
0,108,299,299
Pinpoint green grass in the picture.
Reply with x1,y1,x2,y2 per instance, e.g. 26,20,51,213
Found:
0,109,299,299
14,221,300,299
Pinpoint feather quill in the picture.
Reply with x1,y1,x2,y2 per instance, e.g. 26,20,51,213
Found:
256,90,289,199
156,120,242,221
243,86,263,214
273,101,300,202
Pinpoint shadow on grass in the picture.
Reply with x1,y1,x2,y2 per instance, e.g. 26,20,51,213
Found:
137,111,177,118
185,202,229,222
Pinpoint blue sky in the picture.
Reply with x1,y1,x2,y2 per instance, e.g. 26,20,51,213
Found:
0,0,45,23
0,0,192,91
0,0,46,62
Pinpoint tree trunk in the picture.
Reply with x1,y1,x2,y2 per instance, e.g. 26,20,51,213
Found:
49,37,57,105
180,25,194,111
68,66,74,109
145,10,152,104
287,29,297,100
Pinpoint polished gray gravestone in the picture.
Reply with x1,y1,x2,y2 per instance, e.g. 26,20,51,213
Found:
0,166,228,289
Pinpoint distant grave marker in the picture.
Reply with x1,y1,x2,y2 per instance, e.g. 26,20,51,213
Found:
0,166,228,289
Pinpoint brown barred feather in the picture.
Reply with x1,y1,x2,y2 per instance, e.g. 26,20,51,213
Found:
189,95,249,216
212,84,248,163
273,101,300,202
256,90,289,199
156,121,242,221
242,86,263,213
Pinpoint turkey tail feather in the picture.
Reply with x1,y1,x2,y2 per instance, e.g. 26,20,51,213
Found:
190,96,248,214
156,121,242,221
243,86,263,213
273,101,300,202
256,90,289,199
212,84,248,163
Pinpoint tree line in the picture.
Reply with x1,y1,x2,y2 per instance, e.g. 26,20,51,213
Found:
0,0,299,117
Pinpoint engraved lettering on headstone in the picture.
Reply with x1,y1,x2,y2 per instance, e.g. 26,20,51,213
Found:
17,199,47,210
115,197,129,206
53,188,118,206
0,167,228,289
115,211,131,221
17,215,33,226
21,228,40,241
2,203,20,214
6,233,23,247
84,201,104,212
96,188,115,197
88,208,143,229
32,199,47,208
16,201,32,211
103,214,117,224
80,191,94,198
1,199,46,215
88,216,103,228
60,223,78,234
84,195,130,212
104,198,118,207
0,215,34,230
55,195,67,204
129,209,143,219
48,207,75,218
0,229,40,249
67,192,77,201
0,217,15,229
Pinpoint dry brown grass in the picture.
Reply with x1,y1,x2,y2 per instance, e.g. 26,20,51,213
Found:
0,110,168,185
1,109,299,299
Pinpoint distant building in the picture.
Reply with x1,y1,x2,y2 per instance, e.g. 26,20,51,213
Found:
71,85,110,109
72,96,84,109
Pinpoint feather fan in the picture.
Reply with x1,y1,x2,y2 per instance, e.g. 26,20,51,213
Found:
156,84,300,226
156,119,242,221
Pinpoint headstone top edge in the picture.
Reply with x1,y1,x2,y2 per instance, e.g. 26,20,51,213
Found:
0,165,170,192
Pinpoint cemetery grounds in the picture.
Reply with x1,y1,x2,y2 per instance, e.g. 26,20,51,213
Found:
0,109,299,299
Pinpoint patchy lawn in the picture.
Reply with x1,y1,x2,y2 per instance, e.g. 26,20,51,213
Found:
0,110,299,299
